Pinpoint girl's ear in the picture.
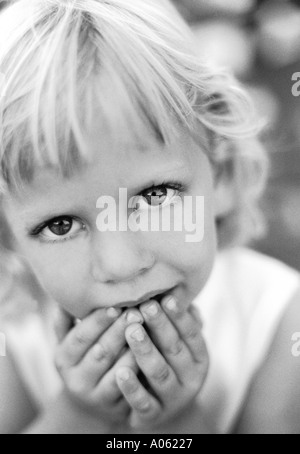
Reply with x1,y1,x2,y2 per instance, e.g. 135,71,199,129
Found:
213,162,236,220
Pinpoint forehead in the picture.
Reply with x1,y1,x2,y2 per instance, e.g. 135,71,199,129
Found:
5,127,201,206
85,115,194,176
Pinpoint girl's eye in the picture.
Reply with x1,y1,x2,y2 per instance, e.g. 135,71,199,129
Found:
134,184,184,210
31,216,86,242
47,218,74,236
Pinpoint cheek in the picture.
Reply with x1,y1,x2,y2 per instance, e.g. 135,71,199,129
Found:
155,183,217,297
154,212,217,291
165,183,217,265
157,228,216,270
170,229,216,286
21,244,91,317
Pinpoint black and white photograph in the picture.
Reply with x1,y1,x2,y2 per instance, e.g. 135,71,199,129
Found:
0,0,300,436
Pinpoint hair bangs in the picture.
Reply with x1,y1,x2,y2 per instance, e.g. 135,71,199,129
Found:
0,0,198,195
0,0,269,247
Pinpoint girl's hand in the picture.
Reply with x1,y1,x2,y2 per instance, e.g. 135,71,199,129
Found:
54,307,143,424
115,297,209,429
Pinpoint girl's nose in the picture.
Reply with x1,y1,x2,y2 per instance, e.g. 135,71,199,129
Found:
91,231,155,284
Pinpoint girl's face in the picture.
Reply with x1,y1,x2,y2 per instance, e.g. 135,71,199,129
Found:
3,121,218,319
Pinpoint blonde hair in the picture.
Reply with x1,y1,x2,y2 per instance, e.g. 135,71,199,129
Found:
0,0,268,250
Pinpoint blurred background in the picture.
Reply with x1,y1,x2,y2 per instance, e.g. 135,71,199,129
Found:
0,0,300,276
173,0,300,272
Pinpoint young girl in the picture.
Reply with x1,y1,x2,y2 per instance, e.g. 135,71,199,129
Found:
0,0,299,434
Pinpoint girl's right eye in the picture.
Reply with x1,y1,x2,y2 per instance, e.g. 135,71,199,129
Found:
30,216,86,243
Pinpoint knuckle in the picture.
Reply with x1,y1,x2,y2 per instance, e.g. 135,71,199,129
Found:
166,338,184,357
97,343,114,364
73,328,94,347
135,398,152,414
151,365,171,385
185,327,199,342
138,342,153,356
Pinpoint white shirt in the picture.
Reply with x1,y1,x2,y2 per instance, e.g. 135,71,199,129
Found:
3,248,300,433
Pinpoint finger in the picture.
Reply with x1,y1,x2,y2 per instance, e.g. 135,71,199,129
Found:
62,309,143,387
116,367,161,426
54,308,74,343
87,350,137,423
92,349,138,405
125,323,178,399
56,307,122,369
162,296,208,365
89,308,143,370
140,299,194,383
189,304,204,329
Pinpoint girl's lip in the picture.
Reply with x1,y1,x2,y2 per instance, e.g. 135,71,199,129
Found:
116,286,177,309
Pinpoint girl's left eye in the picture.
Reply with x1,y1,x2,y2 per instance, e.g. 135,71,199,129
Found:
134,184,184,210
31,216,86,242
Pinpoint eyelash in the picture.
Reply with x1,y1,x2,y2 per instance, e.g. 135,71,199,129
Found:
29,216,86,243
29,180,186,243
140,181,185,200
39,234,79,245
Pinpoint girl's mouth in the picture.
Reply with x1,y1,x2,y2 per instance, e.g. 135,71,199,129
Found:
119,286,177,310
151,290,171,305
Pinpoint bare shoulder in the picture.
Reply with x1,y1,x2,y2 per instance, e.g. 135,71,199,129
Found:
235,282,300,434
0,349,37,434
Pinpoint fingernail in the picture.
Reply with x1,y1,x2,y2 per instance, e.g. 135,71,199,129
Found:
130,327,146,342
117,369,131,382
164,295,178,313
144,302,159,317
126,311,143,324
106,307,121,319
